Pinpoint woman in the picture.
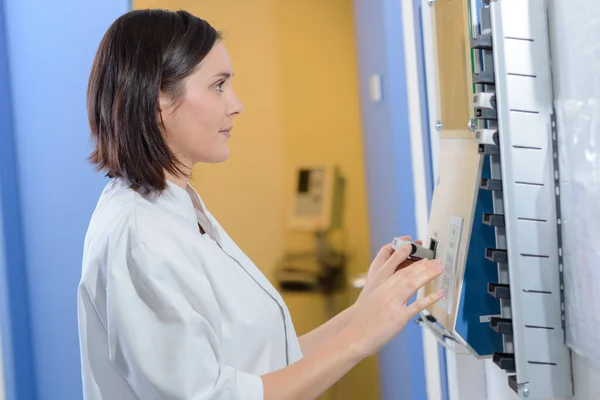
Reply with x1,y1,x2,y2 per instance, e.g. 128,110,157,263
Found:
77,8,444,400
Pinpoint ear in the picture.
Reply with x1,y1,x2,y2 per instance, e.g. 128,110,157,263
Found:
158,91,176,129
158,90,171,114
157,92,169,131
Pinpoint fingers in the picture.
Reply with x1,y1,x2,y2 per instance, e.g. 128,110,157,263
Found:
374,236,412,262
394,257,421,272
394,238,424,269
392,259,443,299
381,243,413,273
372,243,395,267
411,260,443,289
397,257,432,279
412,258,444,281
371,235,420,275
406,290,444,318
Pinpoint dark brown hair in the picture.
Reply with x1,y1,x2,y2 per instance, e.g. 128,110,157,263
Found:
87,9,221,194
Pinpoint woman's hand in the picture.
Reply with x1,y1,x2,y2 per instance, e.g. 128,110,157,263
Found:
343,258,443,358
355,235,423,305
261,256,442,400
298,235,425,357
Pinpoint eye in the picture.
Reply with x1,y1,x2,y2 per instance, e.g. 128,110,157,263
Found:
215,80,225,93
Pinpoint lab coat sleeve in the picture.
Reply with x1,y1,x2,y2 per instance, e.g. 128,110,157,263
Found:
106,242,263,400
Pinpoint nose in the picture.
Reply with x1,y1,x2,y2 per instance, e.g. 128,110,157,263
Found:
226,90,244,116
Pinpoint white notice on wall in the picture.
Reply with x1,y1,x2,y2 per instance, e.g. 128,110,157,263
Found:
553,0,600,371
437,215,463,314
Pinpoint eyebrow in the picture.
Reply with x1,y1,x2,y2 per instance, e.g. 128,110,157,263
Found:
211,72,234,80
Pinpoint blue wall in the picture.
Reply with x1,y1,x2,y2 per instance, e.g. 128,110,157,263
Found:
0,1,130,398
0,0,36,398
352,0,428,399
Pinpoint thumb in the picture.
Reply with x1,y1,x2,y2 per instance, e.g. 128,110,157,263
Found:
379,243,413,278
372,235,411,266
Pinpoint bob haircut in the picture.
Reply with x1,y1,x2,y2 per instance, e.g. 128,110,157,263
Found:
87,9,221,194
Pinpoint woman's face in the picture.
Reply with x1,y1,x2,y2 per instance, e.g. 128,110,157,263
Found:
159,41,244,170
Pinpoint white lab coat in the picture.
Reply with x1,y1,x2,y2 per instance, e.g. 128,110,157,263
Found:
78,178,303,400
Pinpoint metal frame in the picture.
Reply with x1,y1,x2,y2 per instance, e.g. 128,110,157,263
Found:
475,0,573,397
419,0,491,398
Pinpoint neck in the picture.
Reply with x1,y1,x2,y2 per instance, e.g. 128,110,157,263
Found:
165,169,190,190
165,157,194,189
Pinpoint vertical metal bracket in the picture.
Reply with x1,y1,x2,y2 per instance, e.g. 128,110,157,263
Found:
550,112,567,334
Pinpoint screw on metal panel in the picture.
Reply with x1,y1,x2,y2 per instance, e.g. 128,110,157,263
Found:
435,120,443,132
468,118,477,132
523,388,530,397
427,0,435,6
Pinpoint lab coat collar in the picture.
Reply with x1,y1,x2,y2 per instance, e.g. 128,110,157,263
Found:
162,180,221,243
160,180,197,223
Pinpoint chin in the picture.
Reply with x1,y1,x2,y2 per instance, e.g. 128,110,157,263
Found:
200,149,230,164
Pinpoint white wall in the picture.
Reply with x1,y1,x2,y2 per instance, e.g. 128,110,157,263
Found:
548,0,600,398
401,0,443,398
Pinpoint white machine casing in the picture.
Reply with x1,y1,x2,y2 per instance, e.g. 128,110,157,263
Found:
287,164,344,232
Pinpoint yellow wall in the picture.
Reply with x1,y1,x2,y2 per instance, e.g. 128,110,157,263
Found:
134,1,378,399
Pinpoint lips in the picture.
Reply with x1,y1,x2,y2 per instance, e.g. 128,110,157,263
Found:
219,127,232,138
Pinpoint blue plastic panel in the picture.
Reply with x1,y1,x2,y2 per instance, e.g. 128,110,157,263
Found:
454,155,503,357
